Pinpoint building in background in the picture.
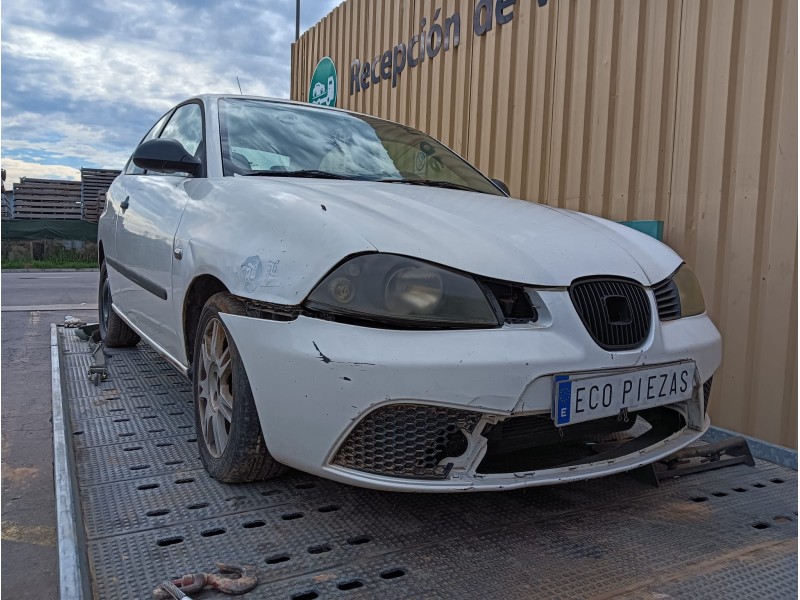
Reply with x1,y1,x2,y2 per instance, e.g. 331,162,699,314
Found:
291,0,797,448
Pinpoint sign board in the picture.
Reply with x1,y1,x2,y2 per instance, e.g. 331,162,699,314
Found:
309,57,338,107
348,0,548,95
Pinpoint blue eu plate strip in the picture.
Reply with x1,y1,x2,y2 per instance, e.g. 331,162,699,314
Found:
555,375,571,426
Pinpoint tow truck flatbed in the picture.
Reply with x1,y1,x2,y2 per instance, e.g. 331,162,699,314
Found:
52,325,797,599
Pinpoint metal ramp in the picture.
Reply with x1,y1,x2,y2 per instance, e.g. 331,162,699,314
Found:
54,325,798,599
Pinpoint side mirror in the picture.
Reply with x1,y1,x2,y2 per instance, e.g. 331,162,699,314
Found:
132,139,201,175
490,178,510,196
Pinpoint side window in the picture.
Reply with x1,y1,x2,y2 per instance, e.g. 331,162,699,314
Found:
125,111,171,175
159,103,204,161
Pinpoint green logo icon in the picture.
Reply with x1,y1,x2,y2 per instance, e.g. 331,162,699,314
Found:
309,57,337,107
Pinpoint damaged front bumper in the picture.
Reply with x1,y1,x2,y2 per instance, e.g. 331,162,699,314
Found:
220,291,721,492
325,404,710,492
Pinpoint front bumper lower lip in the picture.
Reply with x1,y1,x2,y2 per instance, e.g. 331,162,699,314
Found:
320,413,710,493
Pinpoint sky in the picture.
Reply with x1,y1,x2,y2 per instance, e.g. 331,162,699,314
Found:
0,0,340,186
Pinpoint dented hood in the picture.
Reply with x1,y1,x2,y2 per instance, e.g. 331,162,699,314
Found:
183,177,682,303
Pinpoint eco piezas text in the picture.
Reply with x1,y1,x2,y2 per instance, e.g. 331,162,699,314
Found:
349,0,537,95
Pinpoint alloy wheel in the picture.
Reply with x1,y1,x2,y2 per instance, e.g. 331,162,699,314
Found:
101,278,111,331
197,318,234,458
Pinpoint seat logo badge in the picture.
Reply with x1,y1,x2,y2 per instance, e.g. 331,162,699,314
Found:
604,295,632,326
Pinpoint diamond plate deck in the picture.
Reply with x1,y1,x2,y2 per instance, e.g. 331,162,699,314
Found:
56,327,798,600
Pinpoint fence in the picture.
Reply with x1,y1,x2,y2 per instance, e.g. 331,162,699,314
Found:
3,169,120,223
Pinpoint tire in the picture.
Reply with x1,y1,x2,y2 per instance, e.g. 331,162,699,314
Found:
193,292,286,483
98,262,140,347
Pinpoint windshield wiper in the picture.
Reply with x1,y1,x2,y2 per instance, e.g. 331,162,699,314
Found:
242,171,481,192
242,169,359,180
376,178,479,192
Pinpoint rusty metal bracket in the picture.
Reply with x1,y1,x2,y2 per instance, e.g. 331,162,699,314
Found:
87,337,107,385
632,436,756,487
659,436,756,477
74,324,108,385
153,563,258,599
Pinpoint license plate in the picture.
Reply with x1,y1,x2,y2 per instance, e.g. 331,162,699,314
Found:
553,362,696,426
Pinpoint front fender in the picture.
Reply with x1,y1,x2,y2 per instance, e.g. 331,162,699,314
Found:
174,178,377,306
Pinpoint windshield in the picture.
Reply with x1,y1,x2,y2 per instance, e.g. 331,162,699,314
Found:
218,98,503,195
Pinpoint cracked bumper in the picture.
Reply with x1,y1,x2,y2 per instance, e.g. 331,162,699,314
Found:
221,289,722,492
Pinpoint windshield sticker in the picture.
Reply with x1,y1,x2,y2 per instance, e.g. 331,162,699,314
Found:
414,150,427,175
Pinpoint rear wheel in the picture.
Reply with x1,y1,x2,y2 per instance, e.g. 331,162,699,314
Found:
98,262,140,347
193,292,286,482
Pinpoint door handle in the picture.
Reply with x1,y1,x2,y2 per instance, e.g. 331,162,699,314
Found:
120,196,130,212
173,247,183,260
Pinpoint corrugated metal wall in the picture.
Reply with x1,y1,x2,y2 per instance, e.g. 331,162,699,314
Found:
292,0,797,448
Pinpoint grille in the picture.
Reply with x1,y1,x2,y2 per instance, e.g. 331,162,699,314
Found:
570,278,652,350
332,404,482,479
653,277,681,320
482,413,636,455
703,377,713,411
482,280,538,324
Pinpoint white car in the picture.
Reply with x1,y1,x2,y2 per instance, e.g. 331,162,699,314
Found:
98,95,721,492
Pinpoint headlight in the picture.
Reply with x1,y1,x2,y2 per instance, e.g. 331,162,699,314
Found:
305,254,500,327
673,264,706,317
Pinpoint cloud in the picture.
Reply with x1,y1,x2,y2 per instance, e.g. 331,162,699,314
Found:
1,0,341,184
2,111,133,166
1,157,81,185
3,26,277,112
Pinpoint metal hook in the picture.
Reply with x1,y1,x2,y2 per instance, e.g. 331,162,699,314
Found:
207,562,259,595
153,563,257,599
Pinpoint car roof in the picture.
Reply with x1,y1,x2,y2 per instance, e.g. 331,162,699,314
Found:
189,94,352,115
185,94,411,128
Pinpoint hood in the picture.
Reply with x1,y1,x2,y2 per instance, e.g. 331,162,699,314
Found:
183,177,682,304
274,179,681,286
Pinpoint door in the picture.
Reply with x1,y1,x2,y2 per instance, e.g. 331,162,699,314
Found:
105,109,172,306
113,101,206,360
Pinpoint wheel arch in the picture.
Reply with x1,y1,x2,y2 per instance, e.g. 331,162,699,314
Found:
183,274,230,366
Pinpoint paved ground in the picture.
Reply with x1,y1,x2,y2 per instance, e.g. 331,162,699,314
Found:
1,270,98,599
2,271,99,308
